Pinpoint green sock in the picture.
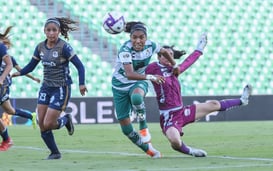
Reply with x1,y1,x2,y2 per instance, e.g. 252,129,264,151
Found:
121,124,148,152
130,93,148,130
137,109,147,130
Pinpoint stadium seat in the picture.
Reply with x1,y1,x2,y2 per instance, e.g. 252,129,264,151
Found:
0,0,272,96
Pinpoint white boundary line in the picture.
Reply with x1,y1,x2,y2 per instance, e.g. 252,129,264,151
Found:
148,163,273,171
12,146,273,170
14,145,273,161
209,155,273,162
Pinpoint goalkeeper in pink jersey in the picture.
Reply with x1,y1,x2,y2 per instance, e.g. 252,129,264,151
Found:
145,33,252,157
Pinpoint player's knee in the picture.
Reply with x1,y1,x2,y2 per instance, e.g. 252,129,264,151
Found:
171,143,180,151
207,100,221,109
5,109,15,115
43,121,55,130
131,93,143,105
171,141,181,151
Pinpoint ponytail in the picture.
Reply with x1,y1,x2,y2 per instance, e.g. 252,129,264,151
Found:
160,45,186,59
0,26,13,48
45,17,78,40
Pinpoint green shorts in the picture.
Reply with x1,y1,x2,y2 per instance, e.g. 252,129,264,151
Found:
112,81,148,120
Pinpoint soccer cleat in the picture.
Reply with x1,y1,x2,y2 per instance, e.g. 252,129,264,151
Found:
31,112,37,129
64,114,74,136
46,152,62,160
189,147,207,157
240,84,252,106
146,143,162,158
0,137,13,151
139,128,151,144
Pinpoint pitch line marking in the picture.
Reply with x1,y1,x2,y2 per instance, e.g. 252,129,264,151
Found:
13,145,273,162
147,163,273,171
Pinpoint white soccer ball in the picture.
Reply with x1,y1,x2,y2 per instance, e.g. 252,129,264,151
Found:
102,12,125,34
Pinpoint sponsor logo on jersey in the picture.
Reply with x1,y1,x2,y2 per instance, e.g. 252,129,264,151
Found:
42,61,56,66
163,72,172,77
40,51,44,59
53,51,58,58
145,48,151,56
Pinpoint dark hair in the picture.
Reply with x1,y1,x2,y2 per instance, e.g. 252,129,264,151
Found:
124,21,146,34
45,17,78,40
160,45,186,59
0,26,13,48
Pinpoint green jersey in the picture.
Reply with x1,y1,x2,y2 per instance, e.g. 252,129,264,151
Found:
112,40,161,91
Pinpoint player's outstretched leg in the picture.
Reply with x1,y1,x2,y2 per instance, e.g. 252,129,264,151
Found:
131,93,151,143
175,142,207,157
121,123,161,158
13,109,37,129
240,84,252,106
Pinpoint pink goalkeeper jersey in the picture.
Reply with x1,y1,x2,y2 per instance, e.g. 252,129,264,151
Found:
145,50,202,110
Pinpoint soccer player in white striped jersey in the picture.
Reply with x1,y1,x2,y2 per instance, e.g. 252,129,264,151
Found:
112,21,177,158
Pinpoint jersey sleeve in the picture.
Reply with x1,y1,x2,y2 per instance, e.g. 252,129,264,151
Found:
63,43,76,59
118,46,132,64
11,56,18,67
178,50,202,73
33,45,41,59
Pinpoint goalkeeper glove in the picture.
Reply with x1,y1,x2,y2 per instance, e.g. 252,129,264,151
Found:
196,33,207,53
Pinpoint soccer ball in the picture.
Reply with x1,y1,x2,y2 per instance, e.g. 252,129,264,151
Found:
102,12,125,34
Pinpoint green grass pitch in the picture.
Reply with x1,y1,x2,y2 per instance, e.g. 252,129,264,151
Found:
1,121,273,171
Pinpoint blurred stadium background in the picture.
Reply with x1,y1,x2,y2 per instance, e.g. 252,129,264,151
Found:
1,0,272,98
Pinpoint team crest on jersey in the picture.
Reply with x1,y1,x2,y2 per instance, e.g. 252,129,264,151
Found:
52,51,58,58
122,53,130,58
145,48,151,56
40,51,44,59
184,108,191,116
